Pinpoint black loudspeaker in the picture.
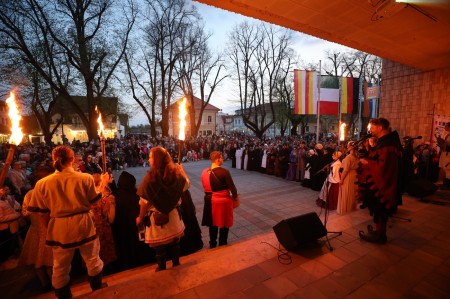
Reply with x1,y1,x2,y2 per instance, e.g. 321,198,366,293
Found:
273,212,327,250
406,178,437,198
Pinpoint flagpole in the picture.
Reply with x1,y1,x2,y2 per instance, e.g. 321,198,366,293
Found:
338,67,343,145
316,60,321,144
357,71,364,139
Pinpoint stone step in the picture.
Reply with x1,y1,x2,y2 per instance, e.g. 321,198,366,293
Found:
37,232,281,298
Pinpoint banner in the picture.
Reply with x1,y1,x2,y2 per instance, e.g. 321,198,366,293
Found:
340,77,354,114
294,70,318,114
432,114,450,145
294,71,357,115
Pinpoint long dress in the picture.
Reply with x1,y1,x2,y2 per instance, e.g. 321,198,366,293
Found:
90,188,117,266
235,148,242,170
317,159,342,210
337,153,359,214
19,190,53,268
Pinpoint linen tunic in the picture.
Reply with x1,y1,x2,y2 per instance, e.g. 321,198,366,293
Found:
28,167,100,248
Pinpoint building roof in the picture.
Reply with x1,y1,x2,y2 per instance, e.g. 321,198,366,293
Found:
171,96,221,111
196,0,450,71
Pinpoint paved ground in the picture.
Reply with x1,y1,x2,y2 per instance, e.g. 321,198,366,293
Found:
1,159,450,298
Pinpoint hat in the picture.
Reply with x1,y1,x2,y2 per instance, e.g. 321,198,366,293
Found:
315,143,323,150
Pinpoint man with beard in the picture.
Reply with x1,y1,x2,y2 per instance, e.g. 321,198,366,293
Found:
358,118,403,244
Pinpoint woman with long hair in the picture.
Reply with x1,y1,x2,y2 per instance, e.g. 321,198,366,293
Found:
135,147,189,272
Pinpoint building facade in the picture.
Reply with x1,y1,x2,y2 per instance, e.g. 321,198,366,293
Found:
169,96,220,137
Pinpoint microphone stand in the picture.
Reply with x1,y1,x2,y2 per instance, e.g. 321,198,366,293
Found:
318,165,342,251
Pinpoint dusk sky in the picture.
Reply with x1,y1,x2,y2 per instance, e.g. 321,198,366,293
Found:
129,1,354,125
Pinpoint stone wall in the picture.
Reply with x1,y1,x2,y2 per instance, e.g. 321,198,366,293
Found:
380,59,450,142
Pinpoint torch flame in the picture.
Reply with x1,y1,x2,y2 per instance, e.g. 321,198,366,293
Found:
339,122,346,141
6,91,24,145
95,106,105,137
367,123,371,134
178,97,187,141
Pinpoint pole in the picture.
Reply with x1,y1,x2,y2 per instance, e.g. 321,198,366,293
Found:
178,140,184,165
0,145,16,187
357,73,364,139
426,104,436,178
316,60,321,144
100,135,107,174
338,67,343,145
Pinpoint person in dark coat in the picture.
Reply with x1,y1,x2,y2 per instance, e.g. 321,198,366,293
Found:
112,171,155,271
179,190,203,255
309,144,328,191
358,118,403,244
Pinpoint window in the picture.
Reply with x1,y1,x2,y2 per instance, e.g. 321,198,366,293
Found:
208,116,212,123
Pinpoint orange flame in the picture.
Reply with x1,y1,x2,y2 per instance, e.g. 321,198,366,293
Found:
178,97,187,141
367,123,371,133
339,122,346,141
95,106,105,137
6,91,24,145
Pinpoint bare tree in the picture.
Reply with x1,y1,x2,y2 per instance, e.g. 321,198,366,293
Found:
227,22,294,138
0,0,136,141
120,0,203,137
177,25,228,137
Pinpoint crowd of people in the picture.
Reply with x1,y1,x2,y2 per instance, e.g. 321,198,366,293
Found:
1,119,449,297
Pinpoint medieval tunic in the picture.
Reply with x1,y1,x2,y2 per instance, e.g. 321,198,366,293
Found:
361,131,403,222
28,167,101,248
137,172,188,248
28,166,103,289
209,167,238,228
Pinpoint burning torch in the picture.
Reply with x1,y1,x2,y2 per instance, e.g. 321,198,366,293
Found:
339,122,347,142
96,106,107,174
178,97,187,165
0,91,24,187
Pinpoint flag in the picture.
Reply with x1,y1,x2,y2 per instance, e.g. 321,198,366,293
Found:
294,71,356,115
340,77,354,114
294,69,318,114
319,88,339,115
364,83,380,117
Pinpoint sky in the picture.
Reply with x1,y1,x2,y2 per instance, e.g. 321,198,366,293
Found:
129,1,354,125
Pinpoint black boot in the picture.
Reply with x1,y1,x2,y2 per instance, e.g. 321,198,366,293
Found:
359,230,387,244
209,226,218,248
169,242,180,267
218,227,229,246
55,283,72,299
155,246,166,272
88,272,104,291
